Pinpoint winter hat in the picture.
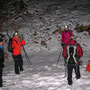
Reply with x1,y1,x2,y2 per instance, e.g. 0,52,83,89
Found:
0,38,3,42
13,31,19,37
64,25,69,30
64,25,68,28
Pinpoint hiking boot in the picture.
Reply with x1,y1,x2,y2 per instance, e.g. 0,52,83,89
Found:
15,72,20,74
68,80,73,85
0,84,3,87
20,68,24,71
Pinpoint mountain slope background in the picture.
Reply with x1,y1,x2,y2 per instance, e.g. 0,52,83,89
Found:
0,0,90,90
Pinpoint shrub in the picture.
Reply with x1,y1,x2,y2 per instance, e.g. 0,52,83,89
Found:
33,31,38,36
41,40,47,46
75,24,90,32
52,26,63,34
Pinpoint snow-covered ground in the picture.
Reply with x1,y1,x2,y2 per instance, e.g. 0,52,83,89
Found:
1,0,90,90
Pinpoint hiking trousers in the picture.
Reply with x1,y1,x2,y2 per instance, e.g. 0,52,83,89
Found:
12,54,23,74
0,68,3,87
67,64,80,85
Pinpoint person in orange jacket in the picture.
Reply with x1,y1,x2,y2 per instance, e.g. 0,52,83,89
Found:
62,36,83,85
12,31,25,74
86,60,90,72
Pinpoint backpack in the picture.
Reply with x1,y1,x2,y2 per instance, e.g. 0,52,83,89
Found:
8,38,18,53
66,43,77,64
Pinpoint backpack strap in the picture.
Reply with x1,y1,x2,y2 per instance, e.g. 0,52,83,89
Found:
12,39,18,50
68,30,72,36
13,39,18,44
63,30,72,40
66,43,78,64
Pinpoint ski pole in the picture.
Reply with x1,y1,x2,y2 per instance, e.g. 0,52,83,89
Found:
65,64,67,77
57,48,62,65
22,45,32,65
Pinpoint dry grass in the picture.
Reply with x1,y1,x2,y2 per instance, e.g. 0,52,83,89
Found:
48,37,52,40
52,27,63,34
41,40,47,46
34,41,39,44
75,24,90,32
33,31,38,36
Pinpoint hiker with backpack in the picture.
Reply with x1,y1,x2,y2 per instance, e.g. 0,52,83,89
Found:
0,37,5,87
61,25,73,48
12,31,25,74
62,36,83,85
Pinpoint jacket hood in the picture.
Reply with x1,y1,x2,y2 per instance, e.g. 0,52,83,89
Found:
12,37,19,41
68,40,76,45
12,37,19,42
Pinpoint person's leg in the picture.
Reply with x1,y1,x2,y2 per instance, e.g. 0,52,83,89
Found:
13,55,20,74
0,69,3,87
67,65,73,85
14,60,20,74
18,54,23,71
75,65,81,79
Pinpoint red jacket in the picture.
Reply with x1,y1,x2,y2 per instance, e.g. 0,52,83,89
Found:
61,30,73,44
62,40,83,58
12,38,25,55
88,30,90,36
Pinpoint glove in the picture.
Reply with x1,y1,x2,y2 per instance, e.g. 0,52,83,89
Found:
77,60,82,66
77,62,79,65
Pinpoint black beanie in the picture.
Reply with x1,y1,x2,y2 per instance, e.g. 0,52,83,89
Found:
0,38,3,42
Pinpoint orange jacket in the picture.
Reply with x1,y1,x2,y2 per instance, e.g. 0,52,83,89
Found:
86,61,90,72
12,37,25,55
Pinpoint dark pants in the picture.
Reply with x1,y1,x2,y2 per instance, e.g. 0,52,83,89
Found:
67,65,80,85
12,54,23,74
0,68,3,87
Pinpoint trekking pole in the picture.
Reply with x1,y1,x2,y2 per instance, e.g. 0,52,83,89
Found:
57,48,62,65
65,64,67,77
76,64,78,74
22,45,32,65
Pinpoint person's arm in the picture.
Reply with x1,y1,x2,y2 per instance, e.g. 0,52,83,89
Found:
70,30,73,36
62,45,67,58
61,32,64,43
77,44,83,57
21,39,25,45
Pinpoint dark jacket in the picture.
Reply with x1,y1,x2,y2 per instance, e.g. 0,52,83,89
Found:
0,48,4,68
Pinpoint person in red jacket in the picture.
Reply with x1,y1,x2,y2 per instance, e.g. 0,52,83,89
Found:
61,25,73,48
62,36,83,85
88,27,90,36
12,31,25,74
